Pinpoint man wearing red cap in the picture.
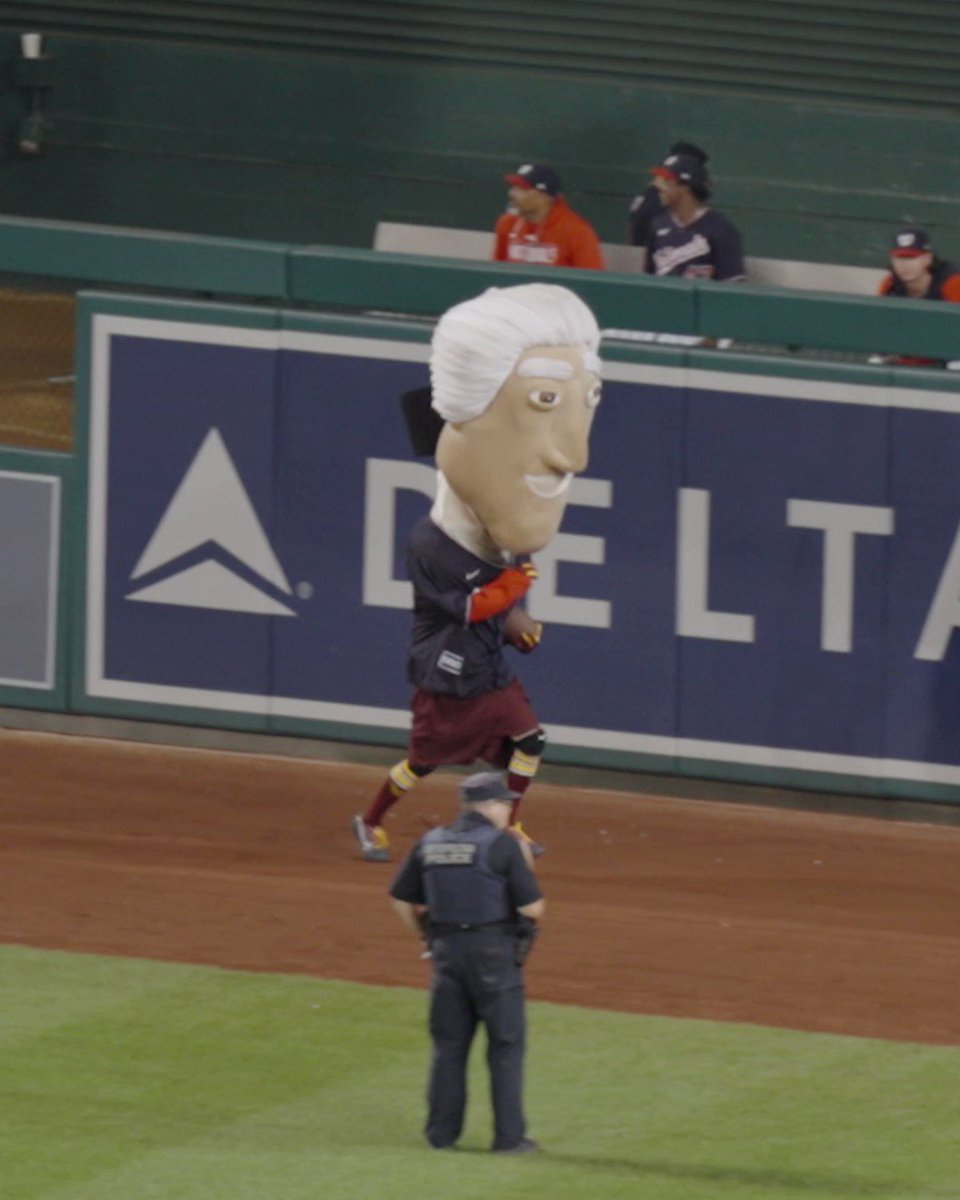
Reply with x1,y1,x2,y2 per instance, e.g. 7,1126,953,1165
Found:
644,152,745,282
493,163,605,271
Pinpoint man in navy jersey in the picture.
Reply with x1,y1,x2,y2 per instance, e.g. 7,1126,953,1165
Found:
644,152,745,282
352,283,602,862
627,140,709,251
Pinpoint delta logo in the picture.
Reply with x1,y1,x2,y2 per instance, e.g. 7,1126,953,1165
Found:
125,428,300,617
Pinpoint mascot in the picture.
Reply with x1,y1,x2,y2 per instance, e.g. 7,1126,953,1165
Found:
353,283,602,861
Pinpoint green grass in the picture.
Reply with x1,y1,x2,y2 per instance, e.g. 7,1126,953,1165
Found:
1,944,957,1200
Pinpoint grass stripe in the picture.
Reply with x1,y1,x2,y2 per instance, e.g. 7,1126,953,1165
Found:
1,945,956,1200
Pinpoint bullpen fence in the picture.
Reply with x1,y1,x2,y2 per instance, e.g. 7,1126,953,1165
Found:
5,216,960,803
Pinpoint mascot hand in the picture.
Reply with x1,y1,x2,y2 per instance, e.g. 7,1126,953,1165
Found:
503,607,543,653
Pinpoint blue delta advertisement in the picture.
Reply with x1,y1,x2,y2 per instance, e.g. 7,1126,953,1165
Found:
83,311,960,790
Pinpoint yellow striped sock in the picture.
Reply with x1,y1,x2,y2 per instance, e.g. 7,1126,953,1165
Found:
388,759,420,796
508,749,540,779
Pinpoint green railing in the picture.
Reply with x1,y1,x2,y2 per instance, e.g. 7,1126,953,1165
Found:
0,215,291,297
3,213,960,359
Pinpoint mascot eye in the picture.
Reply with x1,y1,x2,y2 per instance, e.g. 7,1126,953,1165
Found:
528,389,562,411
587,383,602,409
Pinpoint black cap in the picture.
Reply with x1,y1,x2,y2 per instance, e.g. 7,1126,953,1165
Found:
652,153,711,196
890,227,932,257
668,141,709,165
504,163,562,196
460,770,519,805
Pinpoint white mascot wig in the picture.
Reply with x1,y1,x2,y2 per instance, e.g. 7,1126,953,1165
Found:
430,283,601,423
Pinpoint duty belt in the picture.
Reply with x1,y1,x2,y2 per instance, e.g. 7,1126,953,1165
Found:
429,920,515,935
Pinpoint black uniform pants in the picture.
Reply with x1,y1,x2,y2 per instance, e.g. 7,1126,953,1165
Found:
426,929,526,1150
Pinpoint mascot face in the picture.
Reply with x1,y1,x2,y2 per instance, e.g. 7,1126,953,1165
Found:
436,343,601,555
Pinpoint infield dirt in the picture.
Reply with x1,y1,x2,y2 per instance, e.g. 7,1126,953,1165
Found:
0,727,957,1045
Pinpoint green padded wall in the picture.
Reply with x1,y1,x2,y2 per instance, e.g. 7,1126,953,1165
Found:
7,0,960,108
1,8,959,265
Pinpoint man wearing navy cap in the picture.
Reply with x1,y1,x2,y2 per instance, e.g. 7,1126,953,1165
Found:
628,139,710,250
878,227,960,303
389,769,544,1154
644,151,745,282
493,161,605,270
875,227,960,366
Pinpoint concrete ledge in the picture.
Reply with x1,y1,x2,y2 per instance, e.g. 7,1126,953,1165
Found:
373,221,884,295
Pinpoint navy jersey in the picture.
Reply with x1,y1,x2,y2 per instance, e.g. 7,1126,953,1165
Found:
645,208,745,281
627,184,665,249
406,516,515,699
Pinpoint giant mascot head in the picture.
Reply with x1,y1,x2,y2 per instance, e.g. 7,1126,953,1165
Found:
428,283,602,556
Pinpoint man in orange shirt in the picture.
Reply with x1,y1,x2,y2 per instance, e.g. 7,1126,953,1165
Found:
493,163,605,271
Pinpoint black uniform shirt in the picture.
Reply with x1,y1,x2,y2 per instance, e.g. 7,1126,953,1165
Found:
389,811,542,912
405,516,516,699
627,184,665,249
645,208,745,281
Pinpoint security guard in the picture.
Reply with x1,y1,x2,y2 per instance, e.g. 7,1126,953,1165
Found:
388,770,545,1153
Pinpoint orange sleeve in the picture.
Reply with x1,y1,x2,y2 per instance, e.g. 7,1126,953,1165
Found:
493,213,510,262
877,274,894,296
468,567,534,623
941,275,960,302
569,219,606,270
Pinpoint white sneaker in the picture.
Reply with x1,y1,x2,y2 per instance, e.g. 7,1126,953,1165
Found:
352,814,390,862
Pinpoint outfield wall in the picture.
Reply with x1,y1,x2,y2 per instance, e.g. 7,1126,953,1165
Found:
0,447,71,710
37,290,960,804
6,219,960,803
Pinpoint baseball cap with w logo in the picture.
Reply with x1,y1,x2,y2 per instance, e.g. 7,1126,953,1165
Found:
504,163,562,196
890,228,932,257
651,153,711,195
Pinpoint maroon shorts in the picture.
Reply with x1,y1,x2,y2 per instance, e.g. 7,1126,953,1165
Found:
408,680,540,769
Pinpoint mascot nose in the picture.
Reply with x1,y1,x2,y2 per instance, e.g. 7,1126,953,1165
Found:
548,431,588,475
